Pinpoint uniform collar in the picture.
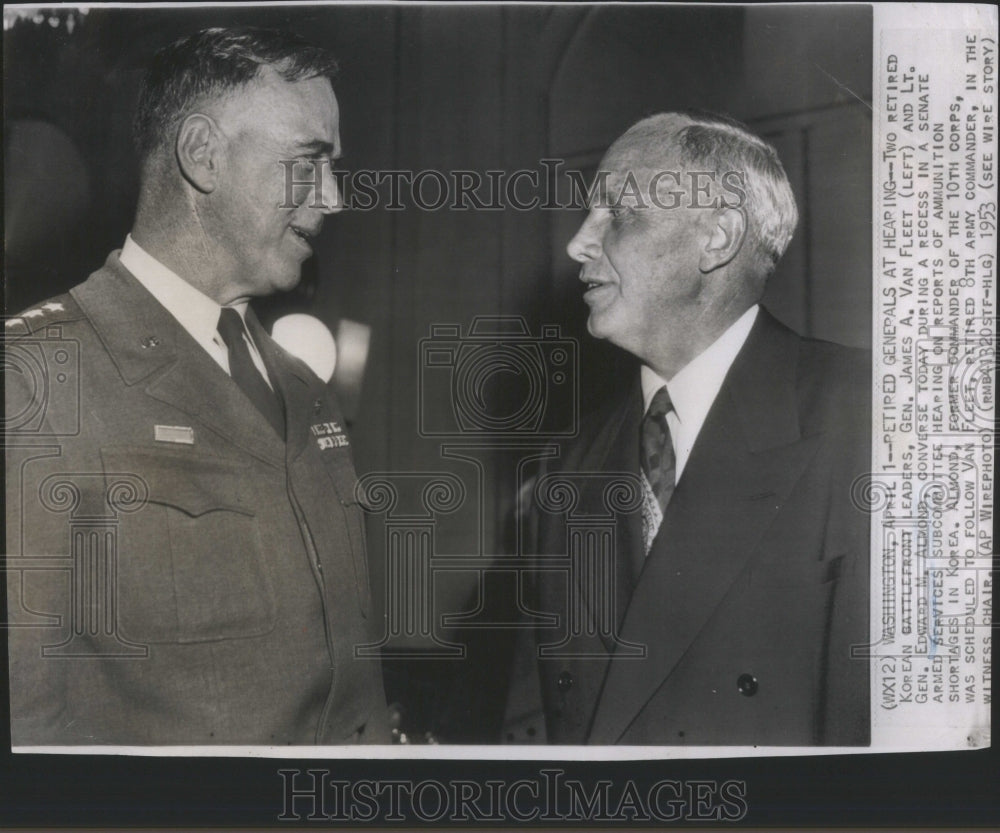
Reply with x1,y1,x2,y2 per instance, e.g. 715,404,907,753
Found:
120,234,249,342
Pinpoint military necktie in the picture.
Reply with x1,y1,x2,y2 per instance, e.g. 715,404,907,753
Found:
639,385,676,556
217,307,285,437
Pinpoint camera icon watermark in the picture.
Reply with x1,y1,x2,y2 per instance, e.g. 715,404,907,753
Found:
355,317,639,663
418,317,577,438
3,319,81,436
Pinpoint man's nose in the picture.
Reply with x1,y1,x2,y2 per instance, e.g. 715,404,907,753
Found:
323,165,344,214
566,213,602,262
316,162,343,215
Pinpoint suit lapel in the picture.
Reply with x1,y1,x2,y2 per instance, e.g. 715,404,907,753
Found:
71,253,285,467
589,310,822,743
563,382,645,650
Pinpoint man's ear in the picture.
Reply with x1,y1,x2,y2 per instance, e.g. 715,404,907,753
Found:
699,206,746,273
176,113,222,193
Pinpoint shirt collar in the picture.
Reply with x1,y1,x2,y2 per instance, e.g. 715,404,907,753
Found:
119,234,248,340
640,304,759,424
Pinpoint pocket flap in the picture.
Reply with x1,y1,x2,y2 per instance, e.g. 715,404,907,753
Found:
101,446,252,518
748,553,847,588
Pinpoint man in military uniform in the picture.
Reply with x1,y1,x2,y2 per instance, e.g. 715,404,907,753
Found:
5,27,389,745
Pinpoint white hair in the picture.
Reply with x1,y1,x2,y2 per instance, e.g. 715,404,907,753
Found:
624,112,799,281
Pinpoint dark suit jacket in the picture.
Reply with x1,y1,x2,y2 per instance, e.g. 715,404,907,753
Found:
511,309,870,745
5,252,389,745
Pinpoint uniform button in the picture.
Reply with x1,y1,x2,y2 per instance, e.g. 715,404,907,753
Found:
557,671,574,693
736,673,758,696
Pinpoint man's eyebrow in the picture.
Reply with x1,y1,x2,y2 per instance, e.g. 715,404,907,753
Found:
590,178,613,208
295,140,339,158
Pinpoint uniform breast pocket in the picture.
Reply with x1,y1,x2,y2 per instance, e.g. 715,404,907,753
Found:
101,446,276,643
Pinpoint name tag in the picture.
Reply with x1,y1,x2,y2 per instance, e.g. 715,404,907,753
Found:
154,425,195,445
310,420,349,450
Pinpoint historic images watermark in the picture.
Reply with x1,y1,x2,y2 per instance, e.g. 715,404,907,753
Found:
279,158,750,212
277,768,748,823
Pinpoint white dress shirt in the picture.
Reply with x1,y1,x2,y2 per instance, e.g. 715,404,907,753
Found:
119,234,273,387
640,305,758,482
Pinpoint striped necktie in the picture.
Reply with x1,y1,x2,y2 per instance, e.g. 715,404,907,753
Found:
639,386,675,555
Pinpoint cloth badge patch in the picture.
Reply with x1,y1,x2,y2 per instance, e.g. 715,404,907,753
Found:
310,420,349,450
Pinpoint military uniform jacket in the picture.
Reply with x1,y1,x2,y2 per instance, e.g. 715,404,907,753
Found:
513,309,871,746
5,253,389,745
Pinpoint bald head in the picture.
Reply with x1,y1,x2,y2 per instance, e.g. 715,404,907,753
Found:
609,112,799,284
606,112,693,169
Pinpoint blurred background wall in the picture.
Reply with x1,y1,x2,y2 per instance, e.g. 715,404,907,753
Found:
4,4,872,741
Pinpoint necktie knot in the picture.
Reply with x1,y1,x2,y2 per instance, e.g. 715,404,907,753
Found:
217,307,248,351
647,385,672,420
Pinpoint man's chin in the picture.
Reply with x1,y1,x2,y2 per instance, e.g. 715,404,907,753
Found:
271,267,304,294
586,311,615,341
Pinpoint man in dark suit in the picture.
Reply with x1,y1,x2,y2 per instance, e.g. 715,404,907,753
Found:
508,112,870,745
4,27,388,745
